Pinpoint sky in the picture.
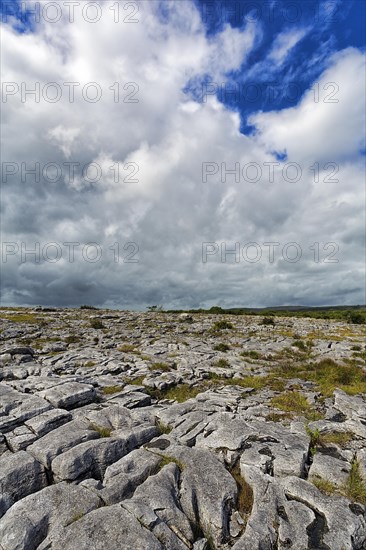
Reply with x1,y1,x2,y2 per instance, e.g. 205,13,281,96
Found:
0,0,365,310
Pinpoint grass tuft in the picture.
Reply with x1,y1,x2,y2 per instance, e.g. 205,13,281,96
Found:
90,423,112,437
271,391,323,421
213,343,230,352
102,385,123,395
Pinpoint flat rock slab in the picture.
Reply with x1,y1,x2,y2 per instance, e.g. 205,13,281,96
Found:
51,504,164,550
26,420,100,468
37,382,96,409
25,408,72,437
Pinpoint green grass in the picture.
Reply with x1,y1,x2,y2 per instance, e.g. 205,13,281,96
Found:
344,460,366,505
312,461,366,505
292,340,307,351
214,358,230,368
150,362,171,372
90,423,112,437
271,391,323,421
312,477,338,495
31,337,60,349
118,344,137,353
240,350,261,359
211,320,234,331
2,313,41,324
89,319,104,329
229,375,286,392
318,431,354,448
156,420,173,434
125,375,145,385
157,455,185,472
266,411,292,422
213,343,230,352
102,385,123,395
64,334,81,344
146,383,202,403
273,358,366,396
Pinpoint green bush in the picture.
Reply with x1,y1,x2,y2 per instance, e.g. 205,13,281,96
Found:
212,320,234,331
89,318,104,329
213,343,230,352
348,312,366,325
261,317,275,326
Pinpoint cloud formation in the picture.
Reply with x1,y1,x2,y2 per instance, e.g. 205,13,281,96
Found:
1,0,365,309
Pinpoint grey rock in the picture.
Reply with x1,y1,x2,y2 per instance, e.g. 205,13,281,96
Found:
25,408,72,437
0,481,101,550
102,448,162,504
37,382,96,409
26,420,100,468
309,452,351,487
51,504,164,550
282,475,366,550
0,451,47,517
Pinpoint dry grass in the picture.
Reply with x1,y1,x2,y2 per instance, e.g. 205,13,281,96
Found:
230,462,254,519
118,344,138,353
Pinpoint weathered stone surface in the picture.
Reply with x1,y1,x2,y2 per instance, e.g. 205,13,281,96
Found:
1,310,365,549
25,408,72,437
102,448,162,504
0,451,47,517
52,438,127,481
146,440,238,547
26,420,100,468
0,482,101,550
282,476,366,550
51,504,164,550
309,452,351,487
131,462,195,545
37,382,96,409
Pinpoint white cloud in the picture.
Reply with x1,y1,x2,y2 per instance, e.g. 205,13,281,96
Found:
268,28,308,65
1,1,364,308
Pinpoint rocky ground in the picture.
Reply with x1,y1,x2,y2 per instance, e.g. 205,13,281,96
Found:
0,307,365,550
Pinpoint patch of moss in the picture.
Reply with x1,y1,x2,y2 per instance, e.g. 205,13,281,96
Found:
2,313,41,324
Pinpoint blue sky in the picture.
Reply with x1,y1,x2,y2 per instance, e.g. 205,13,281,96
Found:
1,1,365,308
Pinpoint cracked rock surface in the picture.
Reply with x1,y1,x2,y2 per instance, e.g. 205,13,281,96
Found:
0,308,365,549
